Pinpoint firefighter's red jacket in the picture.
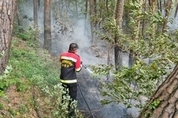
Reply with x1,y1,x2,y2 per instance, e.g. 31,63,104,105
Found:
59,52,82,84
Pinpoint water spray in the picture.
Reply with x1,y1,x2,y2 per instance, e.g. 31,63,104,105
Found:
83,65,93,74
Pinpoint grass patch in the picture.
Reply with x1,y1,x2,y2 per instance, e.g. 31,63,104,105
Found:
0,37,84,118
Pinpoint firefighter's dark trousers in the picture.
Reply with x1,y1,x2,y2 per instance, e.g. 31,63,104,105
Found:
62,83,77,100
62,83,77,117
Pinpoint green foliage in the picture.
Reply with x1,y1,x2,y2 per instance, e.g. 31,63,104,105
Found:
0,103,4,110
0,38,84,118
18,0,25,3
0,65,12,80
143,99,160,118
0,50,5,58
31,76,83,118
9,39,59,85
99,17,120,43
19,104,28,114
13,23,41,41
41,84,79,118
91,0,178,110
148,99,160,110
98,59,167,108
8,108,18,116
0,65,14,97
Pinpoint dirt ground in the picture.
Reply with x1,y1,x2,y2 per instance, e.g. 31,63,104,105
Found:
0,85,37,118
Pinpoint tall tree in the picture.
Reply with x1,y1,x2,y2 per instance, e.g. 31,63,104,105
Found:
44,0,52,52
0,0,17,74
114,0,124,70
33,0,38,41
89,0,97,45
16,0,23,33
33,0,38,28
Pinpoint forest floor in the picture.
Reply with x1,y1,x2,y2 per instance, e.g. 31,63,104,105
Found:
0,84,38,118
0,37,74,118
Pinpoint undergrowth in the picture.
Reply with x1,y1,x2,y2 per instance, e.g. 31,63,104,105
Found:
0,37,84,118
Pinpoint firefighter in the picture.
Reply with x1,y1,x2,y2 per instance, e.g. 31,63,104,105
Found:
59,43,82,117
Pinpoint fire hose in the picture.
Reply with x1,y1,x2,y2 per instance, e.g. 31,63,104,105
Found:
78,82,95,118
78,65,95,118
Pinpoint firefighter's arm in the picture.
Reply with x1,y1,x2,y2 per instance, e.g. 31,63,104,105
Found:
75,57,82,72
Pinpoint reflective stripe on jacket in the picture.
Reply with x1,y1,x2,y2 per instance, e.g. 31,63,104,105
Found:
60,79,77,84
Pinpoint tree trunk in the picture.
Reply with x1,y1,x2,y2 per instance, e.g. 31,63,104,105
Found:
33,0,38,41
0,0,17,74
114,0,124,70
138,65,178,118
16,0,23,33
162,0,172,32
33,0,38,28
44,0,52,52
89,0,96,46
115,0,124,29
38,0,41,7
128,50,135,67
174,3,178,17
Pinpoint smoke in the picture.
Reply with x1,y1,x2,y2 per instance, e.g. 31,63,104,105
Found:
52,17,113,66
19,0,130,68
